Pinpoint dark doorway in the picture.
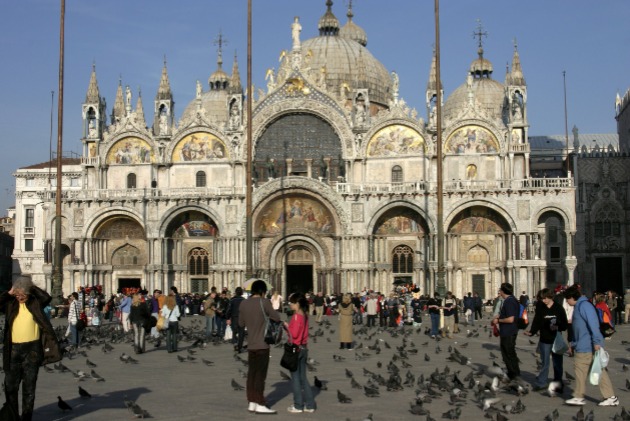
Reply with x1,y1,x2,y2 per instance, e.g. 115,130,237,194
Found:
596,257,623,294
472,274,485,300
286,265,313,295
118,278,141,294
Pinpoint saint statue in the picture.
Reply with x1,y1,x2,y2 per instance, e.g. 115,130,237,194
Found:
196,80,202,99
291,16,302,50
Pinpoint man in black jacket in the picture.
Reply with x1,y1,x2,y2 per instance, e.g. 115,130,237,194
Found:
0,276,61,421
227,287,246,352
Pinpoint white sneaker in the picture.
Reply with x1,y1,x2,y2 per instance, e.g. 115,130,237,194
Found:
287,405,303,413
255,404,277,414
599,396,619,407
248,402,256,413
565,397,586,406
303,408,315,413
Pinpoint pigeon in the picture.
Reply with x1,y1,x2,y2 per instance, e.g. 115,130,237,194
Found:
409,402,429,415
442,407,461,419
202,358,214,366
90,369,105,382
314,376,327,390
544,409,560,421
547,381,563,397
280,371,291,381
346,368,354,378
123,395,135,409
585,409,595,421
86,359,97,368
231,379,245,391
351,377,362,389
364,385,379,397
575,407,585,421
483,397,502,411
130,402,150,418
333,354,346,362
78,386,92,398
337,389,352,403
509,399,525,414
57,396,72,412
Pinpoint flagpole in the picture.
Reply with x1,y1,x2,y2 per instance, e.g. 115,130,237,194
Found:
434,0,446,296
245,0,253,279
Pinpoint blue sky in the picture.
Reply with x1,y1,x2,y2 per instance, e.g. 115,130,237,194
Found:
1,0,629,215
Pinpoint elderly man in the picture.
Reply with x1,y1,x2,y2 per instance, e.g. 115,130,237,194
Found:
0,276,61,420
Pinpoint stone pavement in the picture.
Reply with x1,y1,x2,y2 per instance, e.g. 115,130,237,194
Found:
8,313,630,421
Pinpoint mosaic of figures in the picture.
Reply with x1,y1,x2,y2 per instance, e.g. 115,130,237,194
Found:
449,206,508,234
445,125,499,155
256,195,334,235
171,211,219,238
106,137,154,164
172,132,228,162
367,125,425,157
374,208,426,235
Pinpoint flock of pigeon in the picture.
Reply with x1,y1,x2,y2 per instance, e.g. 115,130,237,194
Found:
1,315,629,420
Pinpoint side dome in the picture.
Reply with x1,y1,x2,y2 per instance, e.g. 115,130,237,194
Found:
181,89,229,125
339,6,367,47
443,54,506,122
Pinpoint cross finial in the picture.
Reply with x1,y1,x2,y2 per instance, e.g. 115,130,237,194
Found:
163,54,167,68
472,19,488,50
513,37,518,52
214,30,228,66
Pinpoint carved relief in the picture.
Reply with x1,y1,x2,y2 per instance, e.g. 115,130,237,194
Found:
351,203,364,222
517,200,530,220
74,209,84,227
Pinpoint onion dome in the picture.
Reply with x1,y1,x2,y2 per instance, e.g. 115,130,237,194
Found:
318,0,340,36
300,0,392,106
339,3,367,47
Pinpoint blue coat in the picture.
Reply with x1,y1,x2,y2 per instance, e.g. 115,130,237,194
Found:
571,296,604,353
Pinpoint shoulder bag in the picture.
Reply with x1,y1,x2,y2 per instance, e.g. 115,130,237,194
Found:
157,308,174,331
261,299,282,345
281,315,302,372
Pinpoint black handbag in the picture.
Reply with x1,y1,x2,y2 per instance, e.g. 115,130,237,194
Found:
260,300,283,345
280,343,300,372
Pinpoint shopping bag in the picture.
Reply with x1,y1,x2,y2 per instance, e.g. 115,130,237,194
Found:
551,332,568,355
224,325,233,341
589,349,602,385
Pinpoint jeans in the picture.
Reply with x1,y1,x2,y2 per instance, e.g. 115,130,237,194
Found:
133,324,146,353
247,349,270,406
69,323,81,347
205,315,215,338
366,314,376,327
166,321,178,352
500,334,521,379
430,313,440,336
474,307,483,320
290,348,315,410
216,317,227,339
4,340,43,421
536,341,564,387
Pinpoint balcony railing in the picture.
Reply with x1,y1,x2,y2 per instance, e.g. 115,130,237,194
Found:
59,186,247,201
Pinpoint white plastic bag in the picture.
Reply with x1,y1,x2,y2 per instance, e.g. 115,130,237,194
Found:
589,349,602,385
224,325,233,341
599,347,609,368
551,332,568,355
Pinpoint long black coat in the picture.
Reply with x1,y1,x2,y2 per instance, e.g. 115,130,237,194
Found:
0,286,62,369
129,302,152,331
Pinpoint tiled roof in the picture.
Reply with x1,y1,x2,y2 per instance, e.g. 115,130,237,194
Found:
20,158,81,170
529,133,618,150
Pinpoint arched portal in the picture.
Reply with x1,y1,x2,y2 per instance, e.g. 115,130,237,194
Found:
448,206,510,299
285,245,314,295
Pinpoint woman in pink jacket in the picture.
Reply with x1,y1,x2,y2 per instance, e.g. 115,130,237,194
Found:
283,293,316,414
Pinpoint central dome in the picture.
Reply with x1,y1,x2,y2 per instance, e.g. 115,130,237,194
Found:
301,36,392,106
298,1,392,106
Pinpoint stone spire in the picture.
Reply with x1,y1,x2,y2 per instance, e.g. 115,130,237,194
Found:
85,62,100,103
508,40,526,86
230,51,242,94
135,88,146,126
111,78,126,123
156,56,173,101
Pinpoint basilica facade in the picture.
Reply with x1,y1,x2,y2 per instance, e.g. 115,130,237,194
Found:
13,2,577,300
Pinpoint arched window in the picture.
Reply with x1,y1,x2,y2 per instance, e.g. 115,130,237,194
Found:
188,248,209,275
196,171,207,187
127,173,136,189
391,165,403,183
392,245,413,273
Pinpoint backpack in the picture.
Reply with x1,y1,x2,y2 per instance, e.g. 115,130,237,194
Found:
517,303,529,329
